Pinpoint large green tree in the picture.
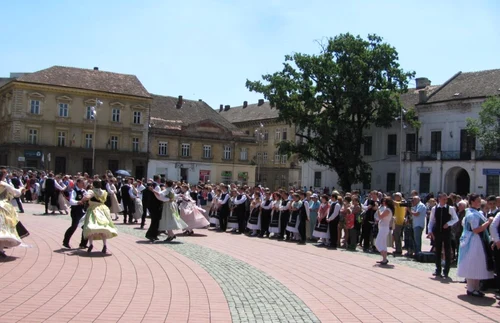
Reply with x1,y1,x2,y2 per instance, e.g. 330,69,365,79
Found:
246,34,415,190
466,96,500,155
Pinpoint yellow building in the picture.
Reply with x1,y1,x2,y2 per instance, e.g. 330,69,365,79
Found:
218,99,301,189
0,66,151,178
148,95,257,185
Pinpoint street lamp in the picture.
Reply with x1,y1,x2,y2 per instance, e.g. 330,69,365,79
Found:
254,123,264,185
397,107,407,192
91,98,103,175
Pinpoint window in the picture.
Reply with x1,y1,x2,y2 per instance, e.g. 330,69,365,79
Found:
363,136,372,156
28,129,38,144
158,141,168,156
363,173,371,190
263,130,269,141
58,103,68,117
282,128,288,140
263,152,268,164
112,108,120,122
110,136,118,150
257,152,262,162
85,133,93,149
281,155,287,164
275,129,281,141
86,106,93,120
240,147,248,161
30,100,40,114
419,173,431,194
223,145,232,160
386,173,396,192
274,152,280,164
460,129,476,152
203,145,211,158
406,133,416,152
57,131,66,147
430,131,441,153
133,111,141,124
387,134,397,155
132,137,139,152
314,171,322,187
486,175,499,196
181,143,190,157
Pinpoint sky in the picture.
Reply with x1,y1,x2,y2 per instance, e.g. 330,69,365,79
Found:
1,0,499,109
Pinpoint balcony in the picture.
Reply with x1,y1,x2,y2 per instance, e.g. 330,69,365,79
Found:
417,151,437,161
475,150,500,161
441,151,472,161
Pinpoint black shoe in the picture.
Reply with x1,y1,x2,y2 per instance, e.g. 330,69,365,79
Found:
432,270,442,277
102,246,107,254
443,272,450,279
87,245,93,253
78,244,87,249
0,251,7,258
62,242,71,249
377,260,389,265
467,290,484,297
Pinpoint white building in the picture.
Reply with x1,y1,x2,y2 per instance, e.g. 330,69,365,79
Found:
303,69,500,196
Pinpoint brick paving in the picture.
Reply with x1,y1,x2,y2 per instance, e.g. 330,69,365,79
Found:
1,203,499,323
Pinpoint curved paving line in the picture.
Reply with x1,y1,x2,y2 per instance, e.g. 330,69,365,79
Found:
48,215,319,323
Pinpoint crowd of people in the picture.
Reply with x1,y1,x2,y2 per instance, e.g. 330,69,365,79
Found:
1,168,499,301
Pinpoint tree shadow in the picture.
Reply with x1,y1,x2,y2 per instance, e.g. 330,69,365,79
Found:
457,294,497,306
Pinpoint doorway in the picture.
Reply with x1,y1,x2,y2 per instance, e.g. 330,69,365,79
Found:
444,167,470,195
135,166,144,180
54,157,66,174
180,168,188,182
456,169,470,196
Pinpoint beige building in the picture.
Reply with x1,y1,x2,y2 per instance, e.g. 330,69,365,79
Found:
0,66,151,178
148,95,257,185
218,100,301,189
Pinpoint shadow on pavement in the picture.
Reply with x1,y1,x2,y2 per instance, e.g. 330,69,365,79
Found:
457,294,497,306
0,256,19,262
135,240,183,245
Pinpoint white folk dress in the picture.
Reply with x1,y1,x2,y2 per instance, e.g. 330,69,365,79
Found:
375,206,393,252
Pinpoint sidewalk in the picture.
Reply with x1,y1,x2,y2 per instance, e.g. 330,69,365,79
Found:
0,203,498,323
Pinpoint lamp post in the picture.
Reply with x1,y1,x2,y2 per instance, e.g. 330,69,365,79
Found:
91,98,103,175
398,107,407,192
254,123,264,186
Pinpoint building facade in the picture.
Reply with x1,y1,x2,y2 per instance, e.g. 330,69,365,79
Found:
218,100,301,189
403,69,500,196
0,66,151,177
147,95,257,185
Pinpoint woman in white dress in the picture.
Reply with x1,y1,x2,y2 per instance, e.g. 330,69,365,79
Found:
0,172,24,257
247,192,261,236
106,177,122,220
178,185,209,235
457,194,494,297
51,175,69,214
268,192,281,238
132,182,143,222
152,180,188,242
208,189,221,228
375,198,394,265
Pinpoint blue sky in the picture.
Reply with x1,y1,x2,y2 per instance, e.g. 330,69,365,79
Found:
1,0,499,109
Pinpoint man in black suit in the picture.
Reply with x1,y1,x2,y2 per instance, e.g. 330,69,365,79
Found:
120,178,136,224
145,175,163,241
10,172,24,213
43,172,64,215
63,179,88,249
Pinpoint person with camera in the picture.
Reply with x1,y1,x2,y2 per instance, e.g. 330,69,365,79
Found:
392,192,408,256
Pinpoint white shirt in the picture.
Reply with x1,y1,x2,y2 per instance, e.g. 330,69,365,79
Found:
327,201,341,221
233,194,247,205
490,212,500,242
261,198,273,210
69,188,86,206
218,191,230,205
428,204,459,233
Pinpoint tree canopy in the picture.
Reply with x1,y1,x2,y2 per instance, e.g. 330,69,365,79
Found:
246,33,415,190
466,96,500,155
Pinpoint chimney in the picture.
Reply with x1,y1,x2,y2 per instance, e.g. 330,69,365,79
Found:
418,90,427,104
93,67,99,71
415,77,430,90
258,99,264,106
224,105,230,111
243,101,248,108
198,99,202,102
176,95,183,109
219,104,223,112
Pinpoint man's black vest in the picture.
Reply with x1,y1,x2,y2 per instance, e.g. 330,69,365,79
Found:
220,192,230,213
71,188,85,213
45,178,55,193
235,195,246,214
120,184,131,203
433,205,451,233
261,199,272,216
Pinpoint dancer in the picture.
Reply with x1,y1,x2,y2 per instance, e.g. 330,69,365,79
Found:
178,185,209,235
227,189,239,232
287,193,301,240
145,175,163,240
0,169,25,258
268,192,281,238
313,195,330,245
82,180,118,254
63,178,88,249
208,188,221,229
106,177,122,220
153,180,188,241
234,187,247,234
247,191,261,236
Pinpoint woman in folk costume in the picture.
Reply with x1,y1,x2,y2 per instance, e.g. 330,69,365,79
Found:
106,177,122,221
313,195,330,245
178,185,210,235
247,191,262,236
132,182,143,223
0,169,27,258
49,175,69,214
268,192,281,238
287,193,302,240
457,194,494,297
208,188,221,229
227,189,240,232
153,180,188,242
82,180,118,254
